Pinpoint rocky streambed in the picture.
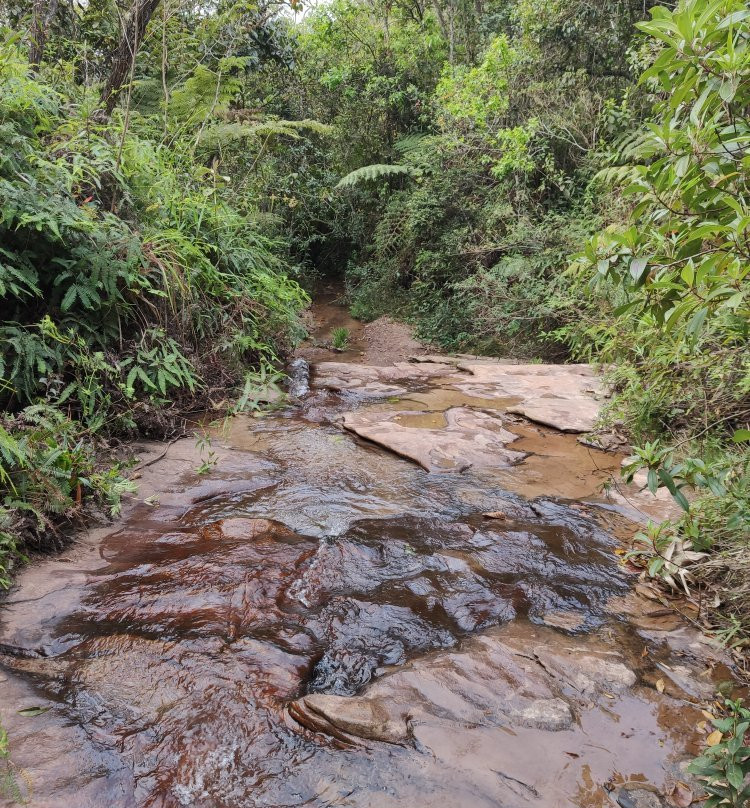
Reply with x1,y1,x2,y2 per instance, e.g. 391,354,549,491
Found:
0,319,738,808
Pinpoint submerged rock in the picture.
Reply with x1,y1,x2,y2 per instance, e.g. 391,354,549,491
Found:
306,597,455,695
291,627,577,744
285,621,704,807
533,645,637,696
617,788,666,808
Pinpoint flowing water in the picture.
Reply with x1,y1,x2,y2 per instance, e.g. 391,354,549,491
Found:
0,304,735,808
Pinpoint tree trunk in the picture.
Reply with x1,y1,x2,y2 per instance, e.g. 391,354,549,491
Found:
431,0,455,64
29,0,59,69
99,0,162,115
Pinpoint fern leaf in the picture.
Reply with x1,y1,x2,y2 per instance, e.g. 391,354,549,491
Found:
335,164,413,189
394,134,434,154
60,285,78,311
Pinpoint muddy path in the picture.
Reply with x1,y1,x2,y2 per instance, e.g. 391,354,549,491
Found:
0,299,736,808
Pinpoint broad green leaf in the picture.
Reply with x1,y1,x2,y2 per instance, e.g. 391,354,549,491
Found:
629,257,648,282
727,763,744,791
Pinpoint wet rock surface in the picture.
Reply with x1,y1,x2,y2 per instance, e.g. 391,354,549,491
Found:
315,358,604,433
0,322,734,808
342,406,526,471
313,360,460,397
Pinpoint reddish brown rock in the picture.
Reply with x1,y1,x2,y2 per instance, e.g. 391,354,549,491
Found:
451,363,603,432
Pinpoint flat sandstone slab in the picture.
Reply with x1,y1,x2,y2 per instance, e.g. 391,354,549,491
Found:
450,362,602,432
313,360,461,396
317,360,604,432
507,397,601,433
342,407,526,472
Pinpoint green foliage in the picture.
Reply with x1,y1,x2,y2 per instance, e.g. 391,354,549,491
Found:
0,508,22,590
567,0,750,629
0,404,137,588
688,699,750,807
194,433,218,476
435,36,514,131
0,719,24,805
336,164,414,188
309,0,647,356
232,364,286,415
0,39,307,418
574,0,750,369
0,13,314,583
121,331,199,401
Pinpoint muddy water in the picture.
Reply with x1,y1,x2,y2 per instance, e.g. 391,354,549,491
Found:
0,308,731,808
296,286,367,364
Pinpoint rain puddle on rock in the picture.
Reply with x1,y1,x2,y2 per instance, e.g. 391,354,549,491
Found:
0,327,736,808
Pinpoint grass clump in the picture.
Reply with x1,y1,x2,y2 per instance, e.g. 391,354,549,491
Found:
0,720,25,804
331,327,350,351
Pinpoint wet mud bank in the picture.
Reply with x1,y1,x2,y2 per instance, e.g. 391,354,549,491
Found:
0,301,737,808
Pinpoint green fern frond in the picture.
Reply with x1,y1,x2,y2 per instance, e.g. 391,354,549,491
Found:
335,164,414,189
394,134,432,154
592,164,641,188
199,118,333,149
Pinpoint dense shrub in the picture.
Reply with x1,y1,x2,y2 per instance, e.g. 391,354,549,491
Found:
567,0,750,631
0,29,309,583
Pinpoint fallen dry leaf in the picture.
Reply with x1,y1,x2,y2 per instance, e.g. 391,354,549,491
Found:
666,781,693,807
482,511,506,520
656,678,665,693
624,561,643,574
706,730,723,747
635,582,662,601
701,710,715,721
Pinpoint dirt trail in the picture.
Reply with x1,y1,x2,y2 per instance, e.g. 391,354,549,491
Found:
0,297,737,808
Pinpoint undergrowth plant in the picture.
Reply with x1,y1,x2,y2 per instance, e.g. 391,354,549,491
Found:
567,0,750,635
688,699,750,807
0,406,137,587
0,718,25,804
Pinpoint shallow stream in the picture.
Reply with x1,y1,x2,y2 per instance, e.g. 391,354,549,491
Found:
0,302,733,808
